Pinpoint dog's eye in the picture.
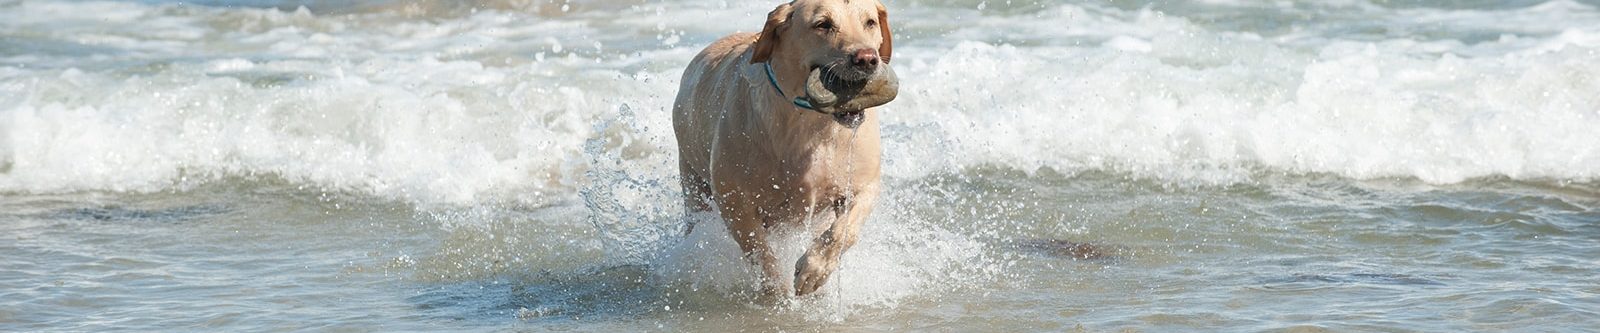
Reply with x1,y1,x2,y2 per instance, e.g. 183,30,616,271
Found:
814,19,835,32
865,19,877,29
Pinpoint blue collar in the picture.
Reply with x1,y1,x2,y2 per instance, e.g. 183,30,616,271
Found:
763,62,817,111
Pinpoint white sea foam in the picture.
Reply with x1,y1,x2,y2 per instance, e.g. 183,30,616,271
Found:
2,0,1599,204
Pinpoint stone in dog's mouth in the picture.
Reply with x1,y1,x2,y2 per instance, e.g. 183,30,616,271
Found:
797,63,899,119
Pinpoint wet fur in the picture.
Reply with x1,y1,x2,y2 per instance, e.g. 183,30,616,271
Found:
671,0,895,298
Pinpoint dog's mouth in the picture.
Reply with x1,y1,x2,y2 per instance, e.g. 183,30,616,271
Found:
832,110,865,128
806,64,869,128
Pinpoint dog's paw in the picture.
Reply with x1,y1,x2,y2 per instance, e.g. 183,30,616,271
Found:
753,283,790,305
793,254,837,296
760,279,791,299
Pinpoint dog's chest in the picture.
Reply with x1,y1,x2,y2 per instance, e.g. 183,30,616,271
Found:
778,148,871,213
706,121,881,222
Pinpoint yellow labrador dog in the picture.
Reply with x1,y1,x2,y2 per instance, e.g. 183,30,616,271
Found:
672,0,897,297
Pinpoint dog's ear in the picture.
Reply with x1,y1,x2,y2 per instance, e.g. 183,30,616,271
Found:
877,4,892,64
750,3,794,64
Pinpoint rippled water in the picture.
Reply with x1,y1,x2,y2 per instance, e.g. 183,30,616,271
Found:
3,0,1599,331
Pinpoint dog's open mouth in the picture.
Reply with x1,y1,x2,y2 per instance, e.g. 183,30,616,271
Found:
832,110,865,127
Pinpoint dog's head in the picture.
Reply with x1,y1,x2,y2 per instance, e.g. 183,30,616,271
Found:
749,0,892,82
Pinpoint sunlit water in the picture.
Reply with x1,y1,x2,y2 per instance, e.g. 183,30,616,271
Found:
3,0,1599,331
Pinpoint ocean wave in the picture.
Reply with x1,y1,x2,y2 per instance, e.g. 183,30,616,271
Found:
886,38,1600,184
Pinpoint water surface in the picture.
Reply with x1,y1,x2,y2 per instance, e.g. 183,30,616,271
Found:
2,0,1599,331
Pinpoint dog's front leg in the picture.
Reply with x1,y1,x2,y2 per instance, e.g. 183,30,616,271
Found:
721,201,787,299
794,185,879,296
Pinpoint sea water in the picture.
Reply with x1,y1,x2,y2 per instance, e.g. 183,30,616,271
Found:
2,0,1598,331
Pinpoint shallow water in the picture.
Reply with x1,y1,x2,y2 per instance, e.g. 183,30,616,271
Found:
3,0,1600,331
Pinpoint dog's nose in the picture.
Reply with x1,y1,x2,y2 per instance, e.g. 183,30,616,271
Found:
851,49,879,71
